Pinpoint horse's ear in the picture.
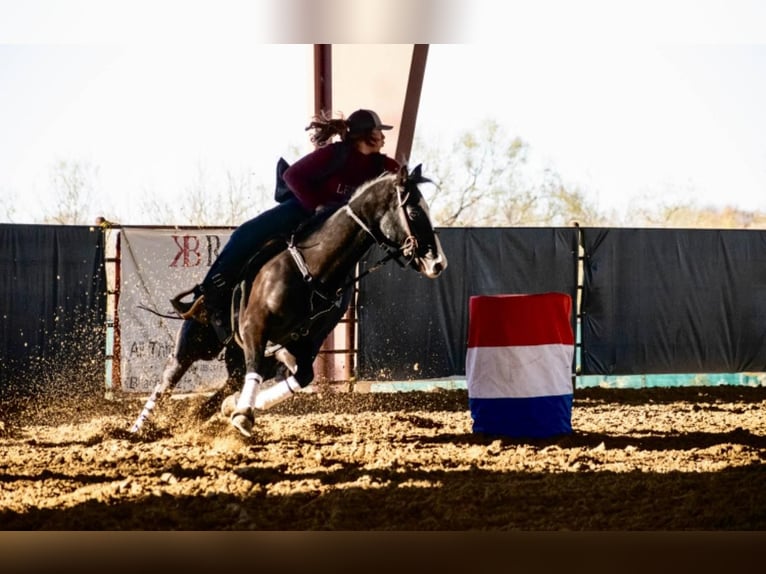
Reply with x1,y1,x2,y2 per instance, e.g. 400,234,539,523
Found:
409,163,432,185
396,164,409,184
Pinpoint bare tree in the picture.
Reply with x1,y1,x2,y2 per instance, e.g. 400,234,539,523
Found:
634,201,766,229
412,120,607,227
219,168,270,226
29,123,764,230
179,161,210,225
44,159,98,224
0,186,18,222
143,161,270,227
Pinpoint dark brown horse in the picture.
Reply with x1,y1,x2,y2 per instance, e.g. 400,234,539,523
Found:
130,165,447,437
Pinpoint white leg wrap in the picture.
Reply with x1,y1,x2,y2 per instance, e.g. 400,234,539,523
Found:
130,399,155,433
236,372,263,411
129,384,163,433
254,375,301,410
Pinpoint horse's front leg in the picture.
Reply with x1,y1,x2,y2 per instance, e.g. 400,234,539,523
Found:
248,284,349,414
227,341,313,436
229,339,312,437
252,344,313,410
229,306,272,437
242,290,349,417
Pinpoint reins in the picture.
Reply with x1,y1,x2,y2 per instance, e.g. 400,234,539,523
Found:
137,304,185,320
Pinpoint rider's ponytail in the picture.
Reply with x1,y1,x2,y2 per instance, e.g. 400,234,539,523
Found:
305,110,348,147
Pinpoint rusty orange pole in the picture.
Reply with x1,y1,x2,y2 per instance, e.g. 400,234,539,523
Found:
313,44,336,384
395,44,429,165
113,229,121,392
313,44,332,117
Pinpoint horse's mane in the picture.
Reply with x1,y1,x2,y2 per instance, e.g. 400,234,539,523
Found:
348,171,396,202
293,203,344,238
293,171,398,240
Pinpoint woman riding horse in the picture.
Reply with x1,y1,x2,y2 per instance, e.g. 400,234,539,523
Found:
170,109,401,343
227,164,448,437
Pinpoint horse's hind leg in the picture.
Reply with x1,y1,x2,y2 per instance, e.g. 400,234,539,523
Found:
129,353,194,432
193,342,245,421
130,319,222,433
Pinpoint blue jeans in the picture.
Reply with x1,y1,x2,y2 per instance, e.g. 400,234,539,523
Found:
203,197,310,293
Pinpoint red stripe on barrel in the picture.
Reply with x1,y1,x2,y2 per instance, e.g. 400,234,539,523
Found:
468,292,574,348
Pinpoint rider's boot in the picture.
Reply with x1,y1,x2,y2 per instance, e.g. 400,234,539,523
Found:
169,284,204,318
170,273,232,343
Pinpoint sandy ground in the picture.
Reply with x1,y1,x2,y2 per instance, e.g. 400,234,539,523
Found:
1,384,765,530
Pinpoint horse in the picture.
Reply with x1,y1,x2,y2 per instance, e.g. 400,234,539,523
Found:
129,164,447,437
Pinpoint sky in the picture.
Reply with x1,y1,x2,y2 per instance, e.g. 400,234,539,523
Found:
2,1,766,224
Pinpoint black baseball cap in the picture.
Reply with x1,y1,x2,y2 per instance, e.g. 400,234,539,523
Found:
346,109,393,134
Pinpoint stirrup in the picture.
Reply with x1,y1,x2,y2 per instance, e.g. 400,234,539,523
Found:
170,288,209,323
181,296,210,323
169,285,197,313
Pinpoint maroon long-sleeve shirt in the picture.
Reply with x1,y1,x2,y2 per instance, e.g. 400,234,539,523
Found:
282,143,400,212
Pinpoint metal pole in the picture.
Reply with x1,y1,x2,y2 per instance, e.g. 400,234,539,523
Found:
395,44,429,165
313,44,332,117
313,44,337,383
113,230,121,392
343,287,356,382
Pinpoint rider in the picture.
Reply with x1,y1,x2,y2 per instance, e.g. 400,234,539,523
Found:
170,108,401,342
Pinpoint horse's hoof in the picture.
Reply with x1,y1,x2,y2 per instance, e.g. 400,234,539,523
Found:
220,392,240,418
230,411,254,438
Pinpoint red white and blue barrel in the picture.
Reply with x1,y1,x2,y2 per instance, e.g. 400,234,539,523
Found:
466,293,575,438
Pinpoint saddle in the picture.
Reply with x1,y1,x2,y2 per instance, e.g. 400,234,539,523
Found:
169,237,290,343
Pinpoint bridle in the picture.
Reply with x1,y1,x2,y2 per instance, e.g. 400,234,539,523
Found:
343,180,420,267
286,177,422,296
277,174,430,348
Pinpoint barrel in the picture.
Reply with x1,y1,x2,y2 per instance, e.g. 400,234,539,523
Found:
466,293,575,438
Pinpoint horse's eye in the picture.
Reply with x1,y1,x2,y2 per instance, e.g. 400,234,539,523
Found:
406,206,421,220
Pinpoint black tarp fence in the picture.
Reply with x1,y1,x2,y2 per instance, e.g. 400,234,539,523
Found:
579,227,766,375
2,224,765,395
0,224,107,399
356,226,766,380
357,228,581,380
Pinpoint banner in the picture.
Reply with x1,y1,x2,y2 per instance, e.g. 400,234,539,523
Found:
118,227,233,393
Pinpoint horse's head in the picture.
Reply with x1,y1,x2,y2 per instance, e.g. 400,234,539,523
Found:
375,164,448,279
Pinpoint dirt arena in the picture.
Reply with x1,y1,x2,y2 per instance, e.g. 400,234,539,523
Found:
1,384,765,530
